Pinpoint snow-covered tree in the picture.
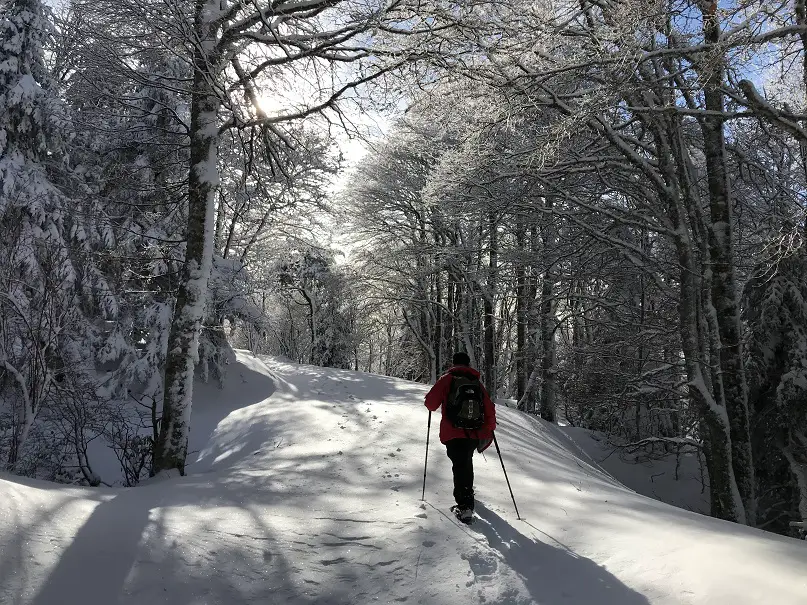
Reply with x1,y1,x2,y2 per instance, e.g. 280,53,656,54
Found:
342,0,807,528
67,0,444,476
273,249,353,369
0,0,109,482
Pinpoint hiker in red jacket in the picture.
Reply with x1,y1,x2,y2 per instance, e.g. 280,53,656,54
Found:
424,351,496,522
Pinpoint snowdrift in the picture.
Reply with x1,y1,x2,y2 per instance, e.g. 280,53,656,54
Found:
1,352,805,605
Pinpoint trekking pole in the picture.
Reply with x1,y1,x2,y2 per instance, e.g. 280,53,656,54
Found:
421,411,432,501
493,432,522,520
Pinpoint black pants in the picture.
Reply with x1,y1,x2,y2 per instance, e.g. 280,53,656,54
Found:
446,438,479,510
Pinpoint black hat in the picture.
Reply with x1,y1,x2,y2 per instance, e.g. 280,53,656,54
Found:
452,351,471,366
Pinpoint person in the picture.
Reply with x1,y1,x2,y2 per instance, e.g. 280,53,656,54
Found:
424,351,496,522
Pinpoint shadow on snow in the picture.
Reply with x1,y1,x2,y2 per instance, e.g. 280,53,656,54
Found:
473,503,650,605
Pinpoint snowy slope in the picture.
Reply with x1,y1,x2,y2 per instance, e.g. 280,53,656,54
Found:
557,426,710,515
1,352,806,605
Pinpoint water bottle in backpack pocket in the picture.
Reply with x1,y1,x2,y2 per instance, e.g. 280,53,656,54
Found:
445,376,485,430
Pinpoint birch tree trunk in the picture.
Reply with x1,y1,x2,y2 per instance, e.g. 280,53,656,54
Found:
153,1,220,476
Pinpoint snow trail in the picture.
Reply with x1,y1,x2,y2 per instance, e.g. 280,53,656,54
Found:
1,352,806,604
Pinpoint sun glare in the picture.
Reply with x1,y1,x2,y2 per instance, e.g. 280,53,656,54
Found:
255,94,284,117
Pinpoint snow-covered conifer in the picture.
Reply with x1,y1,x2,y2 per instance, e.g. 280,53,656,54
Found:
0,0,99,478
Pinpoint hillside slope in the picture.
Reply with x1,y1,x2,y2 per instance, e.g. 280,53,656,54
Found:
1,352,805,605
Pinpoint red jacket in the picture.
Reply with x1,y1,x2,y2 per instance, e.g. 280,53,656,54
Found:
425,366,496,446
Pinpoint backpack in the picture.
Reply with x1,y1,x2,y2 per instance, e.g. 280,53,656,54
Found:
445,375,485,430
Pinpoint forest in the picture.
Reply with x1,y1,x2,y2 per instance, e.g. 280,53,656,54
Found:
2,0,807,538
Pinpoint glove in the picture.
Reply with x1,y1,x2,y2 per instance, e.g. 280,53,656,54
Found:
477,438,492,453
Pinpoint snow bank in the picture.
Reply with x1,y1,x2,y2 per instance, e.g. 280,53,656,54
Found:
556,425,710,514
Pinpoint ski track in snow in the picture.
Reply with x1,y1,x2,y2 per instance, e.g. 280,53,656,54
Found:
1,352,806,605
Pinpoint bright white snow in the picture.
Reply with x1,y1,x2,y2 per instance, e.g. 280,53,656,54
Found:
1,352,806,604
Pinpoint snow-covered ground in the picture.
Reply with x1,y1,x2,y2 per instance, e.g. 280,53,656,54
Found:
1,352,806,605
556,426,710,515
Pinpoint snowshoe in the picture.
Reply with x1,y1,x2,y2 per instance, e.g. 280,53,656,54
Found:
451,505,474,524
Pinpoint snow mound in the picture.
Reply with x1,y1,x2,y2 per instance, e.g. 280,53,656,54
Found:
1,352,806,605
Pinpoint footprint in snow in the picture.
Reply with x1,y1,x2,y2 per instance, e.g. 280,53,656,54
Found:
462,549,498,580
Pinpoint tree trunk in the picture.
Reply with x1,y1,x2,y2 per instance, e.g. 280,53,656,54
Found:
403,307,437,383
434,266,443,373
675,225,744,522
483,211,497,398
635,254,647,440
153,2,220,476
299,288,317,365
796,0,807,192
518,223,541,413
446,268,456,354
658,123,746,522
539,198,557,422
3,362,30,470
515,220,528,401
698,1,755,523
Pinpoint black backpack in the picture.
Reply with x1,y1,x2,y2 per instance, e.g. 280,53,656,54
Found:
445,375,485,430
